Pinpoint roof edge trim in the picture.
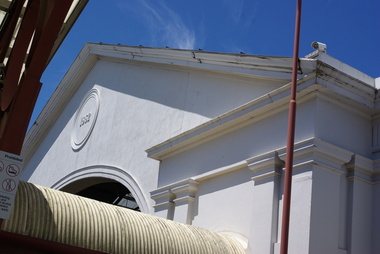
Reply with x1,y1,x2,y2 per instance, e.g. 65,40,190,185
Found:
146,73,317,160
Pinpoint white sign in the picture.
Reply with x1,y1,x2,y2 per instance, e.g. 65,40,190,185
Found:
0,151,23,219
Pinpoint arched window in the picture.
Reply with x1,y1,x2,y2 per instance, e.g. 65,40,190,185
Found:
61,177,140,211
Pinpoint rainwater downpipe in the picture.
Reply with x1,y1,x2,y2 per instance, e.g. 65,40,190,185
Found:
280,0,302,254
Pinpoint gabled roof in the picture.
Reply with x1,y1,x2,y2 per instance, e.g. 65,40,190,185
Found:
21,43,315,163
22,43,376,163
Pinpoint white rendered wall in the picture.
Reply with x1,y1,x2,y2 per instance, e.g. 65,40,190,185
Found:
373,179,380,253
157,99,316,187
314,96,372,157
308,163,347,253
153,92,376,253
192,168,255,239
21,48,378,253
310,97,373,254
153,99,317,252
22,57,287,214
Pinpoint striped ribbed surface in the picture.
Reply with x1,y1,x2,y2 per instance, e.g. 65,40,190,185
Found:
2,181,245,254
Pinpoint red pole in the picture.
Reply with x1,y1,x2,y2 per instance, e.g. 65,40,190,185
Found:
280,0,302,254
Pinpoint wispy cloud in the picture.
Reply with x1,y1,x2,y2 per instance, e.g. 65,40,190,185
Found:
223,0,244,23
222,0,259,27
117,0,196,49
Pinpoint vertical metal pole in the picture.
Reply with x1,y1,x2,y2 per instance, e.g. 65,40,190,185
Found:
280,0,302,254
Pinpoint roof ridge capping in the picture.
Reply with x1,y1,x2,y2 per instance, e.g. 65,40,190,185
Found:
306,50,376,88
86,42,317,79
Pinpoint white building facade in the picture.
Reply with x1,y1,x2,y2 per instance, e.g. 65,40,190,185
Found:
20,43,380,253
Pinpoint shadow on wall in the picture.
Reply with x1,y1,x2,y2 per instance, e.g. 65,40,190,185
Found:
22,56,282,183
192,168,255,221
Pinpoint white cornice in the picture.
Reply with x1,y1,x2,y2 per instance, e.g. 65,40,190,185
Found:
247,138,354,174
316,61,375,108
248,138,374,179
146,58,377,161
192,160,248,182
86,43,316,80
146,74,318,160
152,138,375,195
316,53,375,87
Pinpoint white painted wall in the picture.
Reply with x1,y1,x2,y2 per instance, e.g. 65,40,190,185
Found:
373,181,380,253
157,99,316,187
21,45,379,253
152,91,376,253
315,96,372,157
22,54,288,214
193,168,255,237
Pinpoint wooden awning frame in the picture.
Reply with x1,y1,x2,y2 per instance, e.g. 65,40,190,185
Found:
0,0,88,155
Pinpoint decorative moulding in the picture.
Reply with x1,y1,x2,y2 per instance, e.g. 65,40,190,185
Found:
71,88,100,150
151,179,199,204
51,164,149,213
248,151,284,182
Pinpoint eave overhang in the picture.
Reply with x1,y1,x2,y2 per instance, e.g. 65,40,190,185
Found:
146,73,318,160
86,42,316,80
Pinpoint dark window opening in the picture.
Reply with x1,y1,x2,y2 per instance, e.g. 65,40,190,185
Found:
75,182,140,211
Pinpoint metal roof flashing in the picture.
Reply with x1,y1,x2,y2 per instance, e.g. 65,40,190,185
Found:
86,42,316,80
306,50,375,88
375,77,380,89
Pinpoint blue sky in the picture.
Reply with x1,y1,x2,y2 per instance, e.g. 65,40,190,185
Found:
30,0,380,127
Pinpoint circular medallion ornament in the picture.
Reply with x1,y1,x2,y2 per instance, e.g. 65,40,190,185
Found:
71,89,100,150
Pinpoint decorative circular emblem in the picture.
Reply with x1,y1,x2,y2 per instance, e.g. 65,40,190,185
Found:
71,89,100,150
